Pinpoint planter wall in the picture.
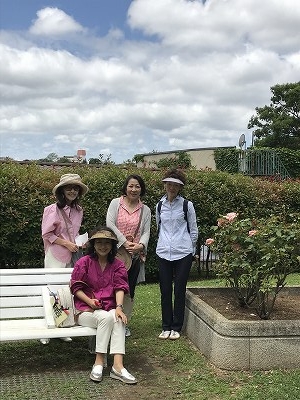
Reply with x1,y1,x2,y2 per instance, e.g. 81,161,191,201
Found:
184,287,300,370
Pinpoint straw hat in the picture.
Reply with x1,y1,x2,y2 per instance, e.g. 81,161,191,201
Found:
52,174,89,196
116,246,132,271
90,230,118,242
89,230,132,270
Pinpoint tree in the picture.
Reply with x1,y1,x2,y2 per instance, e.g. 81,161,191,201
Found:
248,82,300,149
88,154,115,165
37,152,59,163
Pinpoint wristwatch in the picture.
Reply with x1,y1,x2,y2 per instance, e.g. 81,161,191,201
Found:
116,304,123,309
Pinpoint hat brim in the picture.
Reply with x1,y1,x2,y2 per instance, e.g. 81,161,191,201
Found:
115,246,132,271
89,231,118,242
52,180,89,196
162,177,184,185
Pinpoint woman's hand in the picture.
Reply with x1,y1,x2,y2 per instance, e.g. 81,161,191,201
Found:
124,241,143,255
89,298,102,310
54,237,78,252
116,307,127,324
66,241,79,252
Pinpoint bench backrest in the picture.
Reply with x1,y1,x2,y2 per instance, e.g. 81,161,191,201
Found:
0,268,73,320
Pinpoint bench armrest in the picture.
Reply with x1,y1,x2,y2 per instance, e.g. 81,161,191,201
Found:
42,287,56,329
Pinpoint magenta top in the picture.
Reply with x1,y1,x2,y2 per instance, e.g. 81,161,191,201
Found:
42,203,83,263
70,255,129,312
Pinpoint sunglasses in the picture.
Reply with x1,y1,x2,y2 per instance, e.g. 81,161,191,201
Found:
64,185,80,192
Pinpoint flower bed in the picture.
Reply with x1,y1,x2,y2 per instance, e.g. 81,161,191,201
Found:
184,286,300,370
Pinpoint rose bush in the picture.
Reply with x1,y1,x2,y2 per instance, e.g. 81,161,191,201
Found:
206,212,300,319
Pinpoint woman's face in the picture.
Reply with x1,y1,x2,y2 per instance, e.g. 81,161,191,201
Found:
126,178,141,201
164,181,182,200
63,185,80,204
94,238,113,258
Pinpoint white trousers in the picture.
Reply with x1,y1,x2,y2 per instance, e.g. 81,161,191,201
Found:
78,309,125,355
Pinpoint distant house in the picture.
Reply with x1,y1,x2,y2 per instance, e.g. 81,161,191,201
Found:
63,149,87,163
137,146,236,170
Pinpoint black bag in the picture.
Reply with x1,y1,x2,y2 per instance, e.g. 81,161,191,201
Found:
71,248,84,267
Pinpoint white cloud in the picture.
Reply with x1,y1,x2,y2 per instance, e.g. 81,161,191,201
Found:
0,0,300,163
29,7,84,36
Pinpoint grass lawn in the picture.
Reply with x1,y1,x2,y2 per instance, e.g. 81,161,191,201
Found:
0,272,299,400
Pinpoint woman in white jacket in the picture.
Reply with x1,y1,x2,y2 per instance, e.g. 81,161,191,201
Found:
106,174,151,337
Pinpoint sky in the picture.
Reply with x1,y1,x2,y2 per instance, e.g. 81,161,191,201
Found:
0,0,299,163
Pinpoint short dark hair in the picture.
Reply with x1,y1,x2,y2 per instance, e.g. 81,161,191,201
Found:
87,225,118,263
121,174,146,197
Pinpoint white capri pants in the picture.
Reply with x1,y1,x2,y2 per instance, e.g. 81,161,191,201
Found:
78,309,125,355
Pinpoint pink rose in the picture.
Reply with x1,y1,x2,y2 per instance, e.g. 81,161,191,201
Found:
205,238,214,246
248,230,258,237
217,218,227,227
225,212,238,222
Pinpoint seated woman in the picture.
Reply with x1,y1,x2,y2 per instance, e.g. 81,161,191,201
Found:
70,226,137,384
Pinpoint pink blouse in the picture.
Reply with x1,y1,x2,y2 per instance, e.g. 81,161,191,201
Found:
42,203,83,263
116,196,142,243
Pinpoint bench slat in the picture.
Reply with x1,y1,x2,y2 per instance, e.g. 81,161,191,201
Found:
0,268,73,275
0,296,43,308
0,319,96,341
0,306,45,319
2,274,72,285
1,286,44,296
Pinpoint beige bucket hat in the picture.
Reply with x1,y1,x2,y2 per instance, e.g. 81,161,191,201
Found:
52,174,89,196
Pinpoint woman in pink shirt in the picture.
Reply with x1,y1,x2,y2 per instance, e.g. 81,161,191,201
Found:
41,173,88,345
42,173,88,268
70,226,137,384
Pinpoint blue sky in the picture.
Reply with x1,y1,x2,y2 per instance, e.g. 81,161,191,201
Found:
0,0,299,163
0,1,132,32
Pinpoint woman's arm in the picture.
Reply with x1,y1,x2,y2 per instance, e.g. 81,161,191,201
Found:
187,201,199,253
73,289,102,310
115,289,127,324
139,205,151,251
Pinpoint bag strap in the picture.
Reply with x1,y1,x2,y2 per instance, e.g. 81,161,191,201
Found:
133,204,144,239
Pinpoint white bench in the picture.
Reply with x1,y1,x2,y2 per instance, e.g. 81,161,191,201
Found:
0,268,96,342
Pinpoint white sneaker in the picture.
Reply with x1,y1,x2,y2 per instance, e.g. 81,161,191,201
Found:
169,330,180,340
158,330,171,339
40,338,50,345
110,367,137,384
90,364,103,382
125,326,131,337
60,337,72,342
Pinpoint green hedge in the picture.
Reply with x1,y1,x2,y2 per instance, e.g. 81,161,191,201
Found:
1,163,300,280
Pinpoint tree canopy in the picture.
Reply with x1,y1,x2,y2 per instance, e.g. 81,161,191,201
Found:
248,82,300,149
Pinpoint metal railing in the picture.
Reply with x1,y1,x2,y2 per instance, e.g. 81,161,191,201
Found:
194,244,217,278
239,150,290,180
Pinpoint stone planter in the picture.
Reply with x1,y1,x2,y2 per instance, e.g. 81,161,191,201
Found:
184,287,300,370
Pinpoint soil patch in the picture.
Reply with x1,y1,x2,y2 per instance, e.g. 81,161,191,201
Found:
193,286,300,320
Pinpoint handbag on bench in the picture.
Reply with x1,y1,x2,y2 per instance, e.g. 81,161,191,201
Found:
48,286,75,328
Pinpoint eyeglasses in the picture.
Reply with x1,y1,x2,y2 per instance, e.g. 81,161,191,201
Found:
64,185,80,192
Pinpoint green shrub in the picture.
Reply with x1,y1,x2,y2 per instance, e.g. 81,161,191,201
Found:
1,162,300,280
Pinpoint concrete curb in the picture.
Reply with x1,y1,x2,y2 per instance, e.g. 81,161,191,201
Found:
184,287,300,370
